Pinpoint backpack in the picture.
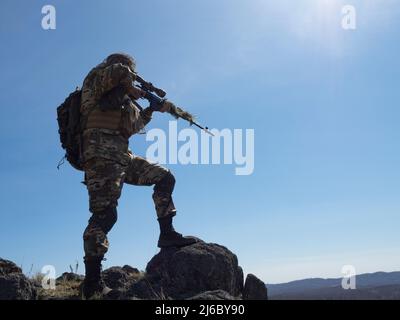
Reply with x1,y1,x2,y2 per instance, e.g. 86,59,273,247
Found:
56,88,83,171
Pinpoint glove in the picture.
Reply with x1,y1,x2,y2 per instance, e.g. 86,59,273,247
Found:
127,86,146,100
159,100,173,113
145,91,166,112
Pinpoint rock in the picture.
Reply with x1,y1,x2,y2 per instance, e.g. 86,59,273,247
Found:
243,274,268,300
56,272,84,283
140,240,243,299
0,258,37,300
188,290,238,300
127,277,165,300
122,265,140,275
102,266,141,291
0,258,22,275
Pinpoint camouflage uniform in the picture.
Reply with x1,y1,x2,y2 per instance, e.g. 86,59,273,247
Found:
80,59,176,262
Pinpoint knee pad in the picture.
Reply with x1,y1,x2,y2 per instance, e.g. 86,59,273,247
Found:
154,171,175,194
89,206,118,234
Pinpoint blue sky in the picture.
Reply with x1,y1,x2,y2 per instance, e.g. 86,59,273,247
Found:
0,0,399,283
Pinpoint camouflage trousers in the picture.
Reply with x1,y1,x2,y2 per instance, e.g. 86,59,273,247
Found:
82,154,176,260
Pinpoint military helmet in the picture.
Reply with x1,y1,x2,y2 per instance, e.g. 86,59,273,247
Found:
105,53,135,69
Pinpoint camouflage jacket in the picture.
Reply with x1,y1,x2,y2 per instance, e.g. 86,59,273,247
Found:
80,62,152,166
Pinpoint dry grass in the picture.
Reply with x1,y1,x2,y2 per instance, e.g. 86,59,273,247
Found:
32,267,148,300
35,274,83,300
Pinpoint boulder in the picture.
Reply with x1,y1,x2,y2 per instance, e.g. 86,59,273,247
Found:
243,273,268,300
128,240,244,299
0,258,37,300
122,265,140,274
102,265,141,291
56,272,84,283
0,258,22,275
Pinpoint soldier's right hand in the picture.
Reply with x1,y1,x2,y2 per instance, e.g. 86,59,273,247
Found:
128,86,146,100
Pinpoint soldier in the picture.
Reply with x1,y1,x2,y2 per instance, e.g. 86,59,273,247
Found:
80,53,197,299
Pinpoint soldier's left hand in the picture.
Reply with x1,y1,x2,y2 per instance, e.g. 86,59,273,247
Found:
158,100,173,113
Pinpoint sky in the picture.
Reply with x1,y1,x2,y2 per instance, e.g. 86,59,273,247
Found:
0,0,399,284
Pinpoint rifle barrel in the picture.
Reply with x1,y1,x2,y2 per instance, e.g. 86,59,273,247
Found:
192,122,214,136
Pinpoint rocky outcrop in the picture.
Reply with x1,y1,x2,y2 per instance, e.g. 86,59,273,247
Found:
243,274,268,300
0,258,37,300
0,241,268,300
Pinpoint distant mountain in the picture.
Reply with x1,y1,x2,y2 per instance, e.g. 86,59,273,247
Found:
267,271,400,300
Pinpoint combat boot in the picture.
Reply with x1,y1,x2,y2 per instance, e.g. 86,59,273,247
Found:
81,257,113,299
157,215,198,248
